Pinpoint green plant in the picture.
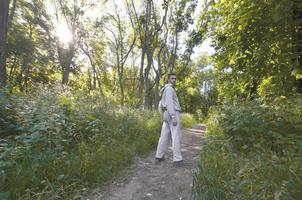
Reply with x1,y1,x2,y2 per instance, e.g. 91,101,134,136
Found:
192,96,302,199
181,113,197,128
0,87,162,199
192,138,302,200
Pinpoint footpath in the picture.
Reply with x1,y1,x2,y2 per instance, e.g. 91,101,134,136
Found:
87,124,205,200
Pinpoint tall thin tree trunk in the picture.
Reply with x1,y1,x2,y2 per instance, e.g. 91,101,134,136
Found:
8,53,17,81
8,0,16,28
144,50,152,109
62,66,70,86
96,72,104,95
86,52,97,90
58,45,75,87
119,78,124,106
154,74,161,108
143,0,153,109
294,0,302,93
0,0,10,88
154,50,164,108
144,67,151,109
87,69,92,90
137,47,145,105
168,33,179,72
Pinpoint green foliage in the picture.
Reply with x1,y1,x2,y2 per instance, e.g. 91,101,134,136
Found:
205,97,302,154
7,0,57,91
198,0,297,101
176,52,218,120
192,0,302,199
0,90,18,136
192,96,302,199
0,87,162,199
192,138,302,200
180,113,197,129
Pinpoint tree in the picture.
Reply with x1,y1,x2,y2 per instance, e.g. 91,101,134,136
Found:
105,4,137,106
0,0,10,87
6,0,57,91
79,22,106,93
198,0,296,101
126,0,198,109
293,0,302,93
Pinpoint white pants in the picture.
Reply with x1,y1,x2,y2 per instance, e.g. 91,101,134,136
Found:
155,111,182,162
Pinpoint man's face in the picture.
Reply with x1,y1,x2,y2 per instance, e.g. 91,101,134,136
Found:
168,75,177,86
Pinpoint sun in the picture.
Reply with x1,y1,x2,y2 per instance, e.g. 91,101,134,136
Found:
56,22,73,45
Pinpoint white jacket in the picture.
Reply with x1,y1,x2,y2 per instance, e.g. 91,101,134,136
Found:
161,83,181,120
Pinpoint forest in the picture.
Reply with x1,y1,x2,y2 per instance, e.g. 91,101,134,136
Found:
0,0,302,199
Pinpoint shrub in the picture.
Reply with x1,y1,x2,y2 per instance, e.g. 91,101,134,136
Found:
192,95,302,199
192,138,302,200
0,89,18,136
205,97,302,154
181,113,197,128
0,87,162,199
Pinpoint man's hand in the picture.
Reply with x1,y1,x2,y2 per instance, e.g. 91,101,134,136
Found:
172,116,177,126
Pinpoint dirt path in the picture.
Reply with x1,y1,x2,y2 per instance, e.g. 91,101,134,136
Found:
88,124,205,200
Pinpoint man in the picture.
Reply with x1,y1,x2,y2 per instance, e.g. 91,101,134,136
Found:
155,72,183,166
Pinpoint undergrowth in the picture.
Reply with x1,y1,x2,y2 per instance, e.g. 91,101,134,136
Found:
0,87,163,199
192,95,302,199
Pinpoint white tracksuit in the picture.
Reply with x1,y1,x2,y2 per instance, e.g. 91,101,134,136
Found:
155,84,182,162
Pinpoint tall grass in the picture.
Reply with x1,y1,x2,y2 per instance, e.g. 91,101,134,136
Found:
181,113,197,128
0,87,162,199
192,95,302,199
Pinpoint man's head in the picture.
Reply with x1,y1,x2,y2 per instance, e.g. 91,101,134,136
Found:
167,72,177,86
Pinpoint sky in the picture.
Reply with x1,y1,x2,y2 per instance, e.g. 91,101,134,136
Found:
191,38,215,60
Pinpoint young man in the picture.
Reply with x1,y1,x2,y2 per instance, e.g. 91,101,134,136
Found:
155,72,183,166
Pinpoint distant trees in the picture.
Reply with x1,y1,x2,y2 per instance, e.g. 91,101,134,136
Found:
125,0,198,108
2,0,202,109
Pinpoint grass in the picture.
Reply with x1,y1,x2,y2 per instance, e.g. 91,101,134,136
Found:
0,88,162,199
0,87,197,199
192,97,302,199
192,137,302,200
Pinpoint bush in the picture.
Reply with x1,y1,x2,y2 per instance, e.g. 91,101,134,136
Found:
181,113,197,128
192,139,302,200
0,89,18,136
192,95,302,199
205,96,302,154
0,87,162,199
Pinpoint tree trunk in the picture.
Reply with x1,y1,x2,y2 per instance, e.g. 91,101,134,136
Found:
144,66,152,109
0,0,10,88
8,0,16,28
8,53,17,81
168,32,179,72
144,47,153,109
119,78,124,106
96,72,104,95
154,49,164,108
58,45,75,87
294,0,302,93
87,69,92,91
154,74,161,108
62,69,69,85
137,47,145,105
86,52,97,90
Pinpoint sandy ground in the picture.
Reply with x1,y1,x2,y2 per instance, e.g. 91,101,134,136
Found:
86,124,205,200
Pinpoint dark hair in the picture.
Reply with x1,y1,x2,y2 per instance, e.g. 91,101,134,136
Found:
168,72,177,79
